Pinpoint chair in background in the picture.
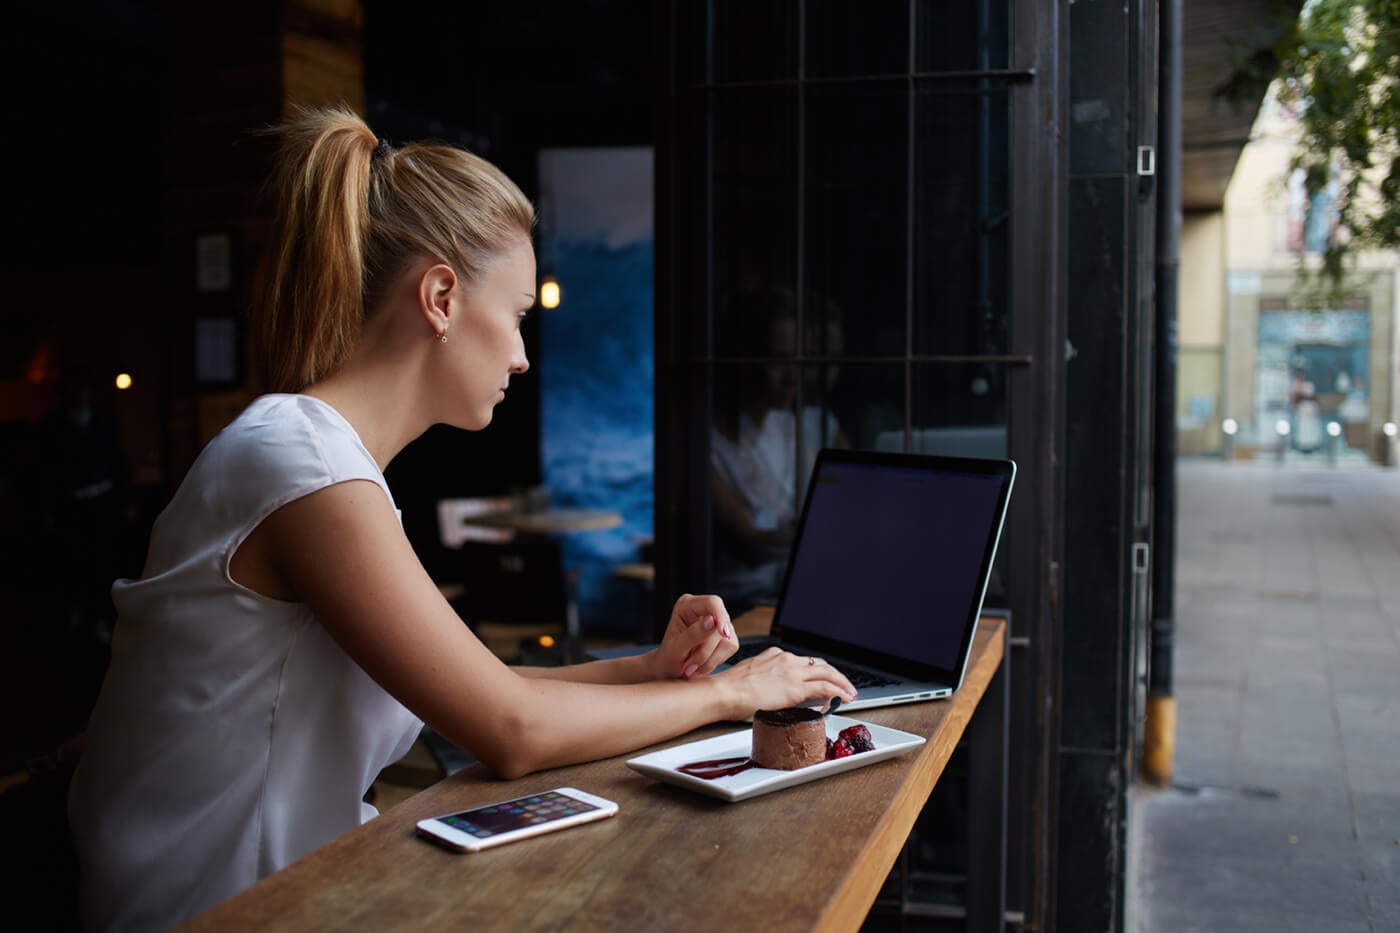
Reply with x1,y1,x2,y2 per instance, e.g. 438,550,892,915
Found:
447,533,577,665
608,534,657,645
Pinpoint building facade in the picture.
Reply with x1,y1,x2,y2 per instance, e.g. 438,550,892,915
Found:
1180,91,1400,464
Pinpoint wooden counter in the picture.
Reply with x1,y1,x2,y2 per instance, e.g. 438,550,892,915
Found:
181,612,1007,932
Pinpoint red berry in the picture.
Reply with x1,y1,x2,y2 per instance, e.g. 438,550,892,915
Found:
838,724,875,753
828,738,855,759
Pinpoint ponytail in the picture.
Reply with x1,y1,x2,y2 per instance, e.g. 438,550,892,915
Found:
251,105,534,393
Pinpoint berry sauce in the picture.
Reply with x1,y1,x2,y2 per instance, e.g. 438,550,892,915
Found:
676,757,756,779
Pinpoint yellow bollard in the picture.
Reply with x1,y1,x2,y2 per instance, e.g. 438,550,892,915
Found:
1141,694,1177,786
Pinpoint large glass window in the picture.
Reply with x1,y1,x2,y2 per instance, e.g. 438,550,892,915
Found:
664,1,1045,924
712,89,799,357
916,0,1012,71
805,81,909,359
914,80,1012,356
711,1,799,85
806,1,908,78
695,4,1019,617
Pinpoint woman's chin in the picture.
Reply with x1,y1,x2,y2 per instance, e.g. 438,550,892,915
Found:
446,411,492,432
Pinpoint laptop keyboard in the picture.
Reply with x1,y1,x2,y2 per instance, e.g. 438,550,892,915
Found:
726,641,898,689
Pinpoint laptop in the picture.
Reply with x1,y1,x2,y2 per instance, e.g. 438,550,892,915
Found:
590,448,1016,711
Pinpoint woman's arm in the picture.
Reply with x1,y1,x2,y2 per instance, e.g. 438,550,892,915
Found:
258,480,854,779
514,593,738,684
513,653,657,685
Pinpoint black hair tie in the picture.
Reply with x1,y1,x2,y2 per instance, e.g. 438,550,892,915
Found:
372,138,394,161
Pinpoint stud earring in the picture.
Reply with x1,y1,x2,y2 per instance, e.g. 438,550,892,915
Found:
437,331,448,343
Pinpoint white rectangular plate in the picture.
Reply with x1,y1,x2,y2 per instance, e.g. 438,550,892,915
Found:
626,714,926,802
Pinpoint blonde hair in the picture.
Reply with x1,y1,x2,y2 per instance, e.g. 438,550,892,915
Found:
252,105,535,392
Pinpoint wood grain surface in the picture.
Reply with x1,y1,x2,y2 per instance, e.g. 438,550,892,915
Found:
180,611,1005,933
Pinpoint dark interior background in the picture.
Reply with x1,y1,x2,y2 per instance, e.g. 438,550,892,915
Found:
0,0,656,794
1,3,659,920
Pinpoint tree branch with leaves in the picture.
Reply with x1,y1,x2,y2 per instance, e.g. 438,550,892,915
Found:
1217,0,1400,301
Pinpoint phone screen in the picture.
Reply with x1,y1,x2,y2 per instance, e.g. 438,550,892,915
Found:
434,790,605,842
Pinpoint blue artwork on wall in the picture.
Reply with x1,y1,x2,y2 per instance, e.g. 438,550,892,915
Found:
537,148,653,635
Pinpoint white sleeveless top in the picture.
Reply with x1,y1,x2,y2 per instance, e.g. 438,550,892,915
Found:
68,394,423,932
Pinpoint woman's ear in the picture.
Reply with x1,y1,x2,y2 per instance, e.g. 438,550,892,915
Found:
417,263,459,336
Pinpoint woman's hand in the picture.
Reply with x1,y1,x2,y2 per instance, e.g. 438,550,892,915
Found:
648,593,738,680
714,647,858,719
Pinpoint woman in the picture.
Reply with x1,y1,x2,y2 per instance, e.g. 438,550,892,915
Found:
68,105,856,932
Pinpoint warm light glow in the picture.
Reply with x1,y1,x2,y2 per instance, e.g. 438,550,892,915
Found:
1221,417,1238,436
1326,421,1342,437
537,635,556,648
540,277,561,309
1384,422,1398,438
1275,419,1291,436
114,373,133,390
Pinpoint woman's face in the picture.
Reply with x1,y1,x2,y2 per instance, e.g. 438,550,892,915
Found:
445,238,535,430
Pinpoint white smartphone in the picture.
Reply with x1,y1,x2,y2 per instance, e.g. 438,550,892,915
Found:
415,787,619,853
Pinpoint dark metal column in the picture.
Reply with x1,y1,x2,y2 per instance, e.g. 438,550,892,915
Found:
966,618,1009,931
1144,0,1182,785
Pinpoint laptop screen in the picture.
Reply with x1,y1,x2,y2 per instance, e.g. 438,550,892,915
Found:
772,451,1013,677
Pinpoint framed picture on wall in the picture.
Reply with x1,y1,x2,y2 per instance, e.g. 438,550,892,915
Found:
194,231,235,294
194,313,242,389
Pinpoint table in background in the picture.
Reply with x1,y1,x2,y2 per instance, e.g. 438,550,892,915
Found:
461,507,623,534
460,507,624,661
182,610,1008,932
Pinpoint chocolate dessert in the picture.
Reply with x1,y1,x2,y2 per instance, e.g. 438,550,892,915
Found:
750,707,827,770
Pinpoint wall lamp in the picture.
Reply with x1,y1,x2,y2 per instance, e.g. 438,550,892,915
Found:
540,275,561,309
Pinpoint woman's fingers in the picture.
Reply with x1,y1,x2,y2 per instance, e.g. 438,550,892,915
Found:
804,656,857,702
795,655,855,694
679,614,740,678
671,594,733,640
664,594,737,679
683,626,739,677
725,648,858,706
653,593,736,680
777,653,856,702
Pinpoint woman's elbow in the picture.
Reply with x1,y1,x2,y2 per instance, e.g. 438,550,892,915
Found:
470,711,550,780
487,752,539,782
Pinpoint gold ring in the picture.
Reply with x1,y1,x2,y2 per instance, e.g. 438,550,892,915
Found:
808,656,816,666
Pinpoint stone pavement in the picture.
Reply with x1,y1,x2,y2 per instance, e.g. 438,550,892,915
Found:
1129,457,1400,932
